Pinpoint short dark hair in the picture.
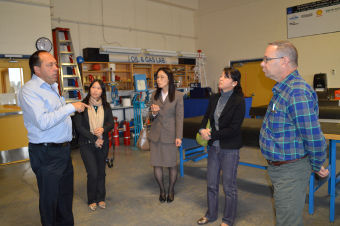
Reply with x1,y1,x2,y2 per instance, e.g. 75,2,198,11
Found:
154,67,176,102
29,50,48,75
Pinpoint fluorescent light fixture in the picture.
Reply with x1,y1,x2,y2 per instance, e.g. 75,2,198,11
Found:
5,54,23,58
179,52,198,58
146,49,178,57
179,51,206,58
8,58,18,63
100,46,142,54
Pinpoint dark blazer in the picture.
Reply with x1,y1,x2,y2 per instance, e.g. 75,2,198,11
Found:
148,91,184,143
73,104,114,150
200,92,245,149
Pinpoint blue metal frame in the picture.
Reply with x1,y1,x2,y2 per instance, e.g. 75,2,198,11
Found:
179,136,340,223
132,90,150,146
308,139,340,222
110,83,119,106
178,138,208,177
178,138,268,177
133,74,148,92
239,162,267,170
132,93,144,146
329,139,340,222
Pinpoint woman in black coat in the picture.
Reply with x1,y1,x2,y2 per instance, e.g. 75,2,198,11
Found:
197,68,245,226
74,79,114,211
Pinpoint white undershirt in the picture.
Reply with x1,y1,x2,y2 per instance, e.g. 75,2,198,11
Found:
161,90,168,102
152,91,168,117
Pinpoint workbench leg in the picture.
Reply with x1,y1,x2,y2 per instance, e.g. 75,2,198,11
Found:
328,141,332,196
179,146,184,177
329,140,336,222
308,172,315,215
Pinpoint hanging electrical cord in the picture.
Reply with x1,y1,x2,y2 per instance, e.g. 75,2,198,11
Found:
101,0,122,46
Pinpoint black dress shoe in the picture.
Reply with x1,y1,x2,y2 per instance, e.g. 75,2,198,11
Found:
197,216,209,225
167,193,174,203
106,158,113,168
159,193,166,203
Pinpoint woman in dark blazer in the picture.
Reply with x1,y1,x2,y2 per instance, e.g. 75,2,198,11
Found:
74,79,114,211
149,67,184,203
197,68,245,226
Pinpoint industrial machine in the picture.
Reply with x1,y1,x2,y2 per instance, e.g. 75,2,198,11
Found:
132,74,150,146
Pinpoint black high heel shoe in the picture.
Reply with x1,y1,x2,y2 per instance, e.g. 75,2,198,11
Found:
167,192,174,203
159,193,166,203
106,158,113,168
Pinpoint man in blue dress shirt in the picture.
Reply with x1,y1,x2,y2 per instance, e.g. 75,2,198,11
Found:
259,41,329,226
18,50,88,226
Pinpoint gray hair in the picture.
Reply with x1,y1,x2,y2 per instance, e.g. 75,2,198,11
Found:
269,40,298,67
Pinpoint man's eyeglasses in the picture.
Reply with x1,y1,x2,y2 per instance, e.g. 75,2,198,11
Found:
262,56,284,63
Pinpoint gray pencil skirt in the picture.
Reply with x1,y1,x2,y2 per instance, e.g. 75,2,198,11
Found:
150,141,177,167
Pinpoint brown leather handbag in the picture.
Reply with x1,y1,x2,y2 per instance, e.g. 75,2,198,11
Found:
137,117,150,150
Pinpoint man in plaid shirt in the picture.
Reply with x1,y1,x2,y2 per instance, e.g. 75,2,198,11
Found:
259,41,329,226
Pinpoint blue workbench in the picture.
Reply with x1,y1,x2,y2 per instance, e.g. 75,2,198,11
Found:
309,132,340,223
181,117,340,223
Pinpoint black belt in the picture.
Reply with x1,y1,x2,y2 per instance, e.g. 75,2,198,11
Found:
267,155,308,166
30,142,70,147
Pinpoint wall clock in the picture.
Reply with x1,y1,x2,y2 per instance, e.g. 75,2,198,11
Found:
35,37,53,52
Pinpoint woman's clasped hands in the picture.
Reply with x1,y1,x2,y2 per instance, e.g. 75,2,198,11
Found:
200,128,211,141
94,127,104,148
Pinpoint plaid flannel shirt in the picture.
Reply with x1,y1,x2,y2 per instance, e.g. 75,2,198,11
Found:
259,70,326,171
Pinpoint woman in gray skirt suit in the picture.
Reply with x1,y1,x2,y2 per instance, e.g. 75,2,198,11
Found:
149,67,184,203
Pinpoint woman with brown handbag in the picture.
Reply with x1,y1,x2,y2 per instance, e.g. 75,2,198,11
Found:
148,67,184,203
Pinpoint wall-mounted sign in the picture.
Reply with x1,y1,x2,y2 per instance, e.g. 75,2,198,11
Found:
129,55,167,64
287,0,340,38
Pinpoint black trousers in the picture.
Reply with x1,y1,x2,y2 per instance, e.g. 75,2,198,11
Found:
79,144,107,204
28,143,74,226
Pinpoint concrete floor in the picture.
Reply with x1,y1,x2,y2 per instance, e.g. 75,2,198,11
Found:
0,144,339,226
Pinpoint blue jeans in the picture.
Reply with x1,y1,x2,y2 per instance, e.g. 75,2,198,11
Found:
205,146,239,226
268,157,311,226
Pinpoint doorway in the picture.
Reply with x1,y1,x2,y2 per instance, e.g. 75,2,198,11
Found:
0,58,30,105
0,58,30,151
231,59,276,107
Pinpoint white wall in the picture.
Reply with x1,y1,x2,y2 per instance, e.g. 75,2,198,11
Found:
197,0,340,90
0,0,52,55
51,0,198,57
0,0,198,56
3,0,339,90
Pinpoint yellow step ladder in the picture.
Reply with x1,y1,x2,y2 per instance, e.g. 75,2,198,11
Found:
52,27,85,103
